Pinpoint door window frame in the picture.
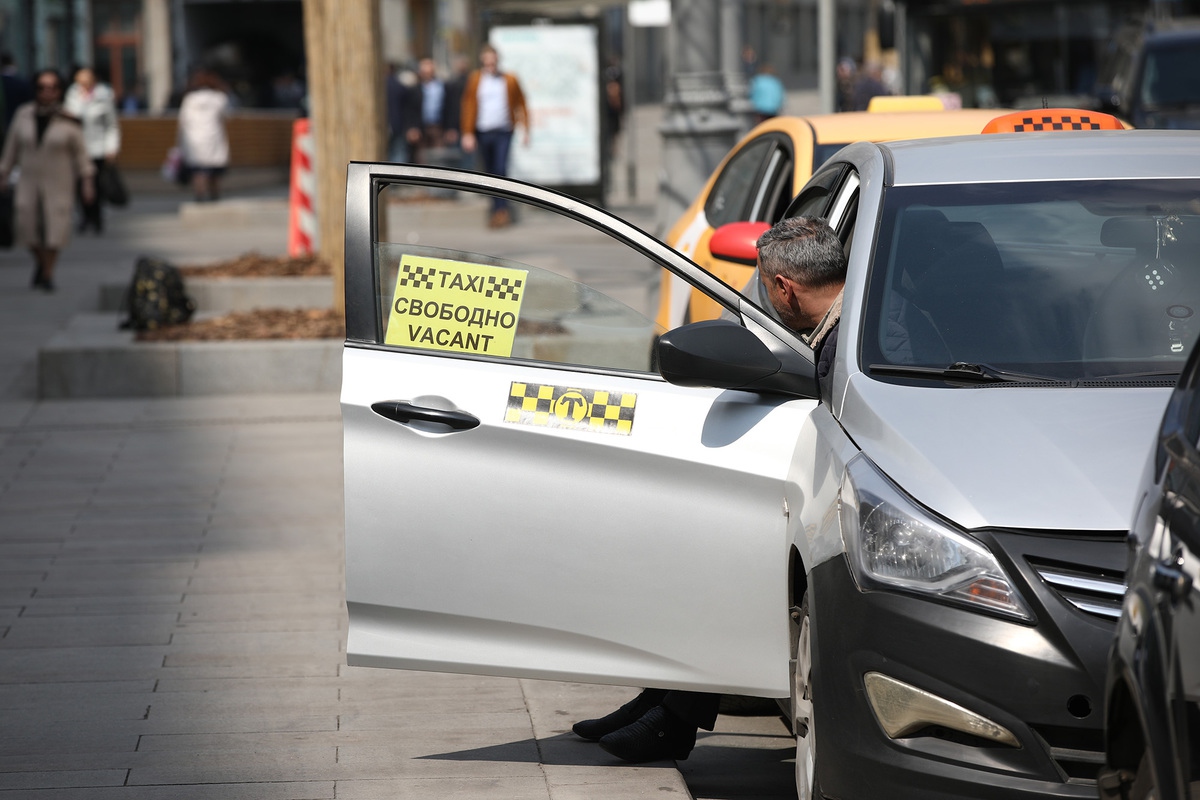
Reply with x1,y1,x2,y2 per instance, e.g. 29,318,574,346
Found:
704,132,794,228
345,163,816,366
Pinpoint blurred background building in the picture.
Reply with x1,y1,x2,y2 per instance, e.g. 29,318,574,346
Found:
0,0,1191,173
0,0,1192,112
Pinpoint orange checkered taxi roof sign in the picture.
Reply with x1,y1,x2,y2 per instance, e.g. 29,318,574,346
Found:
982,109,1125,134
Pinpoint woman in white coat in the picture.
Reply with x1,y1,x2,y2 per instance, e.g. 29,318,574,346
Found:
64,66,120,233
177,69,230,202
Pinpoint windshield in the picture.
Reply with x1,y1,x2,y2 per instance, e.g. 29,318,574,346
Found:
1141,42,1200,110
861,179,1200,382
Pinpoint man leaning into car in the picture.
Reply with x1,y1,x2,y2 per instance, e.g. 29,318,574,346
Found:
571,215,848,763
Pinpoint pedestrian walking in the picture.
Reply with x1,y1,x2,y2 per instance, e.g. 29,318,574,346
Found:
417,58,447,159
836,57,858,112
177,69,230,202
440,55,470,170
64,66,120,233
386,63,421,164
0,68,94,292
604,55,625,161
460,43,528,228
852,61,890,111
0,53,32,140
749,64,785,123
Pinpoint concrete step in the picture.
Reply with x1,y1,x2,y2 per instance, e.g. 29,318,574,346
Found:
178,197,290,229
38,313,340,399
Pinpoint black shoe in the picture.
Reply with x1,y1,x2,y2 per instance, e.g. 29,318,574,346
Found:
572,691,661,741
39,278,55,292
598,705,697,763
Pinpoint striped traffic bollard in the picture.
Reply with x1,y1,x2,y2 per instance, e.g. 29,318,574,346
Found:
288,118,316,256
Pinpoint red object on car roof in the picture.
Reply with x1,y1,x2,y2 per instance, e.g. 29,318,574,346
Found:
982,109,1126,134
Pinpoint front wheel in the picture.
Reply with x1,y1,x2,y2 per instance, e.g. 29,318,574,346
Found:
791,593,819,799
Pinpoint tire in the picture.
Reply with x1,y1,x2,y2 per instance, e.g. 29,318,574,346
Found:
792,593,819,799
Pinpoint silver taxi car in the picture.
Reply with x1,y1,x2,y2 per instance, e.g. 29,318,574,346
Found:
342,123,1200,799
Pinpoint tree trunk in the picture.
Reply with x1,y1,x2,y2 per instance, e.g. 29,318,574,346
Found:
302,0,386,314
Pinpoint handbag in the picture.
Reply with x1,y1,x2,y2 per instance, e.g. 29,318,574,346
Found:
119,257,196,331
0,186,13,248
161,146,182,183
98,162,128,207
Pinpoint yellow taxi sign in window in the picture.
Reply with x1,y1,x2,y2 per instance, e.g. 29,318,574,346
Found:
385,255,528,357
982,109,1125,134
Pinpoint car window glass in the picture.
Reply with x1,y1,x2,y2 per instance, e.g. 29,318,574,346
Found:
763,160,795,223
704,137,775,228
783,163,846,220
812,143,849,171
748,148,787,222
372,184,664,373
862,179,1200,380
838,195,859,260
1140,44,1200,109
827,172,860,229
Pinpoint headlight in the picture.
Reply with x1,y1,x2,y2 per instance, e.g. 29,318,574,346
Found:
840,455,1033,622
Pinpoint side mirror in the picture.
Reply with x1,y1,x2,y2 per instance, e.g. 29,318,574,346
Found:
709,221,771,266
655,319,817,397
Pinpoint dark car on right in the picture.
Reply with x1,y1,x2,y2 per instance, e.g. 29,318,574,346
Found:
1095,16,1200,129
1100,344,1200,800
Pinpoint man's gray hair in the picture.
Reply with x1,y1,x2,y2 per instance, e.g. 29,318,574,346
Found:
756,216,847,288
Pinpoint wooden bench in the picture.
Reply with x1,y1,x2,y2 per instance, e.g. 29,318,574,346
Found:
115,112,299,170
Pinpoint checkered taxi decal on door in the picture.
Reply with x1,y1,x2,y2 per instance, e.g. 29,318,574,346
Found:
505,382,636,436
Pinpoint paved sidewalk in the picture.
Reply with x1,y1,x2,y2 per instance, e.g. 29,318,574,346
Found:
0,113,797,798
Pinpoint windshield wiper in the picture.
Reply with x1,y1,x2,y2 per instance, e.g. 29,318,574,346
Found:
869,362,1059,384
1092,369,1183,381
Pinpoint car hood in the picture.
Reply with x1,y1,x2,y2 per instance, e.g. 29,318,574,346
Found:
840,375,1173,532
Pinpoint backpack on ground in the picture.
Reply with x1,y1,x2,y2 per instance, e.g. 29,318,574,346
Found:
119,257,197,331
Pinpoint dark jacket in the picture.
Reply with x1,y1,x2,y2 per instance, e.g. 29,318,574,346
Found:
386,75,421,140
442,74,466,135
816,320,839,403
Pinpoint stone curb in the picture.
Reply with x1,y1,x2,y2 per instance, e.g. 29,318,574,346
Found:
38,313,340,399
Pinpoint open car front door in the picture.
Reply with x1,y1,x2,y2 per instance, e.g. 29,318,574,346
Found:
341,163,816,697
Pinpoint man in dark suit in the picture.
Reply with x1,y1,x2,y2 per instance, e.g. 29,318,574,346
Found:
386,63,421,164
0,53,33,139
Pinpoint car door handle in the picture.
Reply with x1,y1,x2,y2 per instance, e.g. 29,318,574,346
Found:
371,401,480,431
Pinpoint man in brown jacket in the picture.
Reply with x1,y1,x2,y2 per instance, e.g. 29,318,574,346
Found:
460,44,528,228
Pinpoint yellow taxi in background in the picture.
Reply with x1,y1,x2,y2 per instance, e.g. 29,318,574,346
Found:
658,107,1008,329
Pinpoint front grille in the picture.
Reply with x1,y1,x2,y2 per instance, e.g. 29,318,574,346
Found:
1028,558,1126,621
1031,724,1107,784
